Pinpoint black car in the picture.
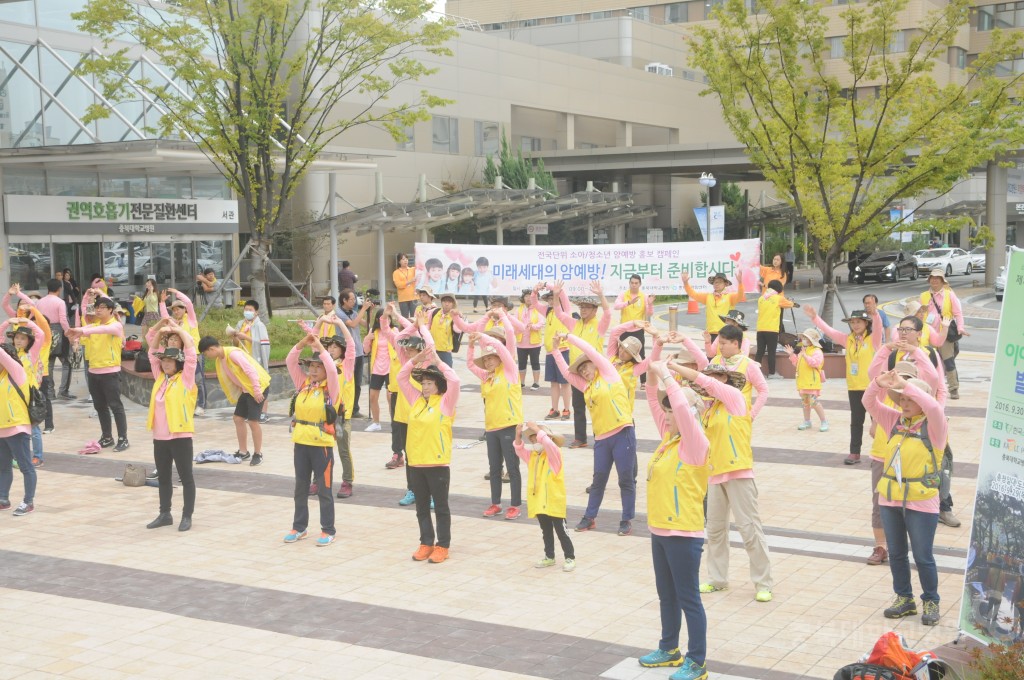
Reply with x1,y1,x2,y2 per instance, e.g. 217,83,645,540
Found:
853,251,919,283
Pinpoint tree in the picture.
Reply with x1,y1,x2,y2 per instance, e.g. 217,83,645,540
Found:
76,0,454,317
690,0,1024,320
700,180,747,240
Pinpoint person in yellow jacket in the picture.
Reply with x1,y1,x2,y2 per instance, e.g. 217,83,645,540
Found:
515,289,545,390
323,329,356,500
532,286,572,422
199,335,271,466
682,270,745,342
754,279,795,380
614,274,655,386
513,421,575,572
283,333,340,547
0,339,36,516
781,327,829,432
143,324,198,532
362,308,396,432
863,370,947,626
919,269,969,399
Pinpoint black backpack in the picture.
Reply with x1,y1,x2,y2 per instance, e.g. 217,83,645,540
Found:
430,308,463,353
887,346,939,371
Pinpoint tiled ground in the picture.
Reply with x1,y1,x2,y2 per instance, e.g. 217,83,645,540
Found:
0,324,989,679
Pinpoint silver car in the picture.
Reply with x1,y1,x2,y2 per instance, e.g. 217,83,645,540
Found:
969,246,987,272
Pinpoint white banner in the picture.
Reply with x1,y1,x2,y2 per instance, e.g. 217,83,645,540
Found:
413,239,762,296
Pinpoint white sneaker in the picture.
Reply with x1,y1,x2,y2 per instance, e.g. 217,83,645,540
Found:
194,407,206,416
768,374,784,380
365,422,382,432
562,558,576,572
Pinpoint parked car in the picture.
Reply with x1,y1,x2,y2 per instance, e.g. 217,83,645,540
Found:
969,246,987,272
995,266,1006,302
854,250,919,283
915,247,974,277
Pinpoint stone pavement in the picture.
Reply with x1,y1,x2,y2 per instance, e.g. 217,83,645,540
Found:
0,336,992,679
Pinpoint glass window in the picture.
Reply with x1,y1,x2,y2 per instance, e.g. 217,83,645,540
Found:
197,240,229,280
590,11,613,19
193,175,231,199
100,174,147,198
2,169,45,195
829,36,846,59
978,6,995,30
148,176,193,199
103,240,130,288
3,1,35,25
8,242,51,290
97,59,145,142
40,47,97,146
555,14,576,23
521,18,539,27
950,47,967,69
474,120,499,156
37,0,89,33
630,6,650,21
397,125,415,151
520,136,542,152
432,115,458,153
0,41,43,148
132,242,172,288
666,3,687,22
47,171,98,197
993,2,1024,28
889,30,907,53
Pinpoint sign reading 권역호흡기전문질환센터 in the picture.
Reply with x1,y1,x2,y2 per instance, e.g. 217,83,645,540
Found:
412,239,763,297
959,246,1024,645
2,195,240,235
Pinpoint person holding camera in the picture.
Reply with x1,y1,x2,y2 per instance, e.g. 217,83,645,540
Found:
283,333,340,547
337,289,372,420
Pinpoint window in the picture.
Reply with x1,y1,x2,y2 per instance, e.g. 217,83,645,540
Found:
978,6,995,30
432,115,459,153
474,121,499,156
991,2,1024,29
193,176,231,199
555,14,576,23
36,0,88,32
521,18,539,27
100,175,147,198
397,125,415,151
995,54,1024,76
950,47,967,69
47,171,98,197
630,6,650,21
579,142,601,149
666,3,687,23
8,242,51,289
590,11,613,19
888,30,907,53
829,36,846,59
2,169,45,195
3,1,34,25
148,176,193,199
520,136,542,152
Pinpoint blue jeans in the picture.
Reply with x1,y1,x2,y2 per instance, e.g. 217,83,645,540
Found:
0,433,36,505
584,426,637,521
880,506,939,603
31,425,42,461
437,351,453,368
195,355,207,408
652,534,707,664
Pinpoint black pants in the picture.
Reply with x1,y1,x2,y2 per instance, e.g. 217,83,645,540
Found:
390,393,407,456
621,329,647,385
88,372,127,440
40,377,54,430
154,438,195,517
755,331,779,375
293,444,335,535
517,347,541,373
538,513,575,559
940,446,954,512
47,349,73,397
571,385,587,443
486,425,521,506
848,389,866,455
408,465,451,548
351,356,364,416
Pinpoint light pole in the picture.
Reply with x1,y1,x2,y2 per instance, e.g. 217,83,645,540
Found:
699,172,716,240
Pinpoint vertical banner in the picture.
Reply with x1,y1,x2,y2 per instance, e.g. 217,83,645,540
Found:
709,206,725,241
958,247,1024,644
693,207,708,241
413,239,762,297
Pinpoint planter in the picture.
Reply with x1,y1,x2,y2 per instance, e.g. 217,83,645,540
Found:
749,351,847,380
119,360,297,409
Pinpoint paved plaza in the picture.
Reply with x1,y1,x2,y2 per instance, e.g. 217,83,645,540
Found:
0,328,990,679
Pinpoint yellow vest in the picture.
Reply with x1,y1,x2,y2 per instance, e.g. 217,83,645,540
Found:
710,355,754,413
292,379,337,447
584,376,632,436
429,310,454,352
646,433,710,532
869,393,899,461
17,351,40,389
334,360,356,419
0,370,31,428
570,316,603,361
613,358,639,413
393,375,420,423
217,346,271,404
701,399,754,475
920,290,952,321
704,293,734,334
877,417,940,503
526,448,567,519
543,311,569,352
238,320,254,354
181,317,201,346
795,346,824,392
757,294,785,332
481,370,523,431
406,394,454,466
845,333,875,391
515,305,543,345
146,371,197,434
620,292,647,323
919,325,932,347
83,319,123,369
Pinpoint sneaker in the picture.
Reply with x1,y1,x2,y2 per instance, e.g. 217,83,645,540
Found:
194,407,205,416
235,450,251,461
544,409,559,420
535,557,556,568
0,500,10,511
883,595,918,619
365,422,382,432
670,657,709,680
819,421,830,432
562,558,576,572
316,532,336,547
574,517,595,532
31,456,43,468
113,438,130,452
258,414,270,424
938,510,961,528
146,469,159,480
308,483,319,496
283,529,308,544
250,453,263,466
866,546,888,566
797,421,812,431
98,436,115,448
428,546,449,563
385,453,404,469
412,544,434,561
501,472,510,483
12,503,34,517
58,393,75,400
42,427,54,435
949,390,959,400
768,373,784,380
505,506,521,520
336,481,353,499
844,453,861,465
698,583,727,594
483,504,502,517
618,520,632,536
568,439,588,449
398,490,416,506
560,409,571,421
921,600,940,626
755,589,773,602
638,648,682,668
531,383,540,391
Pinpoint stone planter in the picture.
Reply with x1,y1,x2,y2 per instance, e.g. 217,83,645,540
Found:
749,351,847,380
119,361,297,409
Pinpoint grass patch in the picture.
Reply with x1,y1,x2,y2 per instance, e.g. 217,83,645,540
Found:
196,309,315,362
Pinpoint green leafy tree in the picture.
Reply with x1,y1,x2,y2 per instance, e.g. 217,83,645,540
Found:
700,180,747,240
690,0,1024,320
75,0,454,316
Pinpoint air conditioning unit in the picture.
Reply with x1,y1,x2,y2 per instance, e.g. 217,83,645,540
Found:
644,63,674,77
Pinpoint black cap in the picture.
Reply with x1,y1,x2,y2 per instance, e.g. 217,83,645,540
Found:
842,310,872,323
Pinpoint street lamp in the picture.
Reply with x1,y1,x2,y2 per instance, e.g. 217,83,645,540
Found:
699,172,716,240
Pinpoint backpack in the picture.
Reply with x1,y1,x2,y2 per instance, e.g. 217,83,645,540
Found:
11,381,46,425
887,346,939,371
121,335,143,361
289,381,341,434
430,308,463,353
134,351,152,374
49,326,65,357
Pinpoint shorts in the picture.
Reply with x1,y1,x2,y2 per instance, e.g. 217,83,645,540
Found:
800,393,819,407
235,384,270,422
544,350,570,384
369,373,389,391
517,346,541,372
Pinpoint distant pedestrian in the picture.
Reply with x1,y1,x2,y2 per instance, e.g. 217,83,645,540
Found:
783,246,795,285
338,260,358,292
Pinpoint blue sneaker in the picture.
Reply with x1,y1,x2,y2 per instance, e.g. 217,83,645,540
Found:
638,648,682,668
669,658,708,680
283,529,308,544
398,490,416,506
315,532,336,547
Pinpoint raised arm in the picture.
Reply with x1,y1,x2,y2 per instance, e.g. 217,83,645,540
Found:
316,342,340,404
869,310,884,349
906,382,947,452
809,310,849,346
537,430,563,474
694,372,746,416
337,322,357,379
501,309,525,335
645,381,669,437
478,332,518,384
908,347,947,406
464,338,489,380
682,280,708,304
0,338,27,387
554,287,575,330
606,321,636,358
868,343,893,380
680,335,710,371
285,343,306,389
567,333,619,383
552,343,587,392
434,350,461,416
745,362,769,419
19,318,45,367
1,292,15,318
612,292,629,310
396,357,421,406
666,380,709,466
863,377,900,432
730,278,747,304
168,289,197,326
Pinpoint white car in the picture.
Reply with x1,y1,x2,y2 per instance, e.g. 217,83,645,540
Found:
969,246,987,272
915,247,974,277
995,266,1006,302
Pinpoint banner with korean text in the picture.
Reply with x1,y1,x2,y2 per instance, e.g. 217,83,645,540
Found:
413,239,762,297
958,246,1024,644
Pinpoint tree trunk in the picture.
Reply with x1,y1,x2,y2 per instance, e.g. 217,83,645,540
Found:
817,251,838,327
249,238,271,322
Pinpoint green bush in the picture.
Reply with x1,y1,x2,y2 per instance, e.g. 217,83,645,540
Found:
195,309,313,362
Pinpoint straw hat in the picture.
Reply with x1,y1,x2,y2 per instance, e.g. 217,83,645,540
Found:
927,268,948,283
473,344,501,369
797,327,822,348
568,352,594,376
170,299,187,310
672,349,697,366
657,384,706,415
904,300,923,316
893,361,918,378
483,325,506,343
523,422,565,447
415,285,436,299
439,292,457,304
888,377,934,400
618,336,643,362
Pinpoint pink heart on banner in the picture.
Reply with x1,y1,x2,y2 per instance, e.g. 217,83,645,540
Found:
729,252,741,262
444,246,461,261
459,254,472,267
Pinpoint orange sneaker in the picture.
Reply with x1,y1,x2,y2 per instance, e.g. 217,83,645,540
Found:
429,546,450,563
412,544,434,561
